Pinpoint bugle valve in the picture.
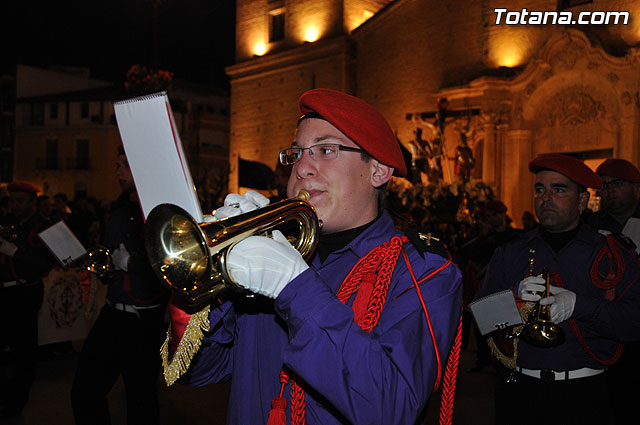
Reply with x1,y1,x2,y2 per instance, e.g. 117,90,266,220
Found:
0,224,18,242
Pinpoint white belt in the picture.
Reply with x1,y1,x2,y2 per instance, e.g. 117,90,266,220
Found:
108,301,162,316
518,366,605,380
0,280,22,288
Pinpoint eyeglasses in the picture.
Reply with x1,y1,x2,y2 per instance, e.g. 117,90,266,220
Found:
279,144,364,165
602,179,627,190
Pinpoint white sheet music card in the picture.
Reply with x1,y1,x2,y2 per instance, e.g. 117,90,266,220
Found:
38,221,87,267
469,289,524,336
113,91,203,222
622,217,640,253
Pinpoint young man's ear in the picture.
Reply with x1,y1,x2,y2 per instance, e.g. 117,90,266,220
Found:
370,160,394,188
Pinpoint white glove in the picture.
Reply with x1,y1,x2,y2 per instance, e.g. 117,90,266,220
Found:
213,190,270,220
517,275,546,302
540,286,576,324
0,237,18,257
227,230,309,298
111,243,131,272
201,214,218,223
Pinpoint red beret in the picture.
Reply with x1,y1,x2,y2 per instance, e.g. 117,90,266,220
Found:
478,200,508,216
7,181,41,194
529,154,602,189
298,88,407,177
596,158,640,183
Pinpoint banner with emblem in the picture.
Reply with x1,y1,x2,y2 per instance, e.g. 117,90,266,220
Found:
37,267,106,346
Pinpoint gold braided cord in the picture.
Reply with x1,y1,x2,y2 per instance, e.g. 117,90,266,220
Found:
160,304,211,386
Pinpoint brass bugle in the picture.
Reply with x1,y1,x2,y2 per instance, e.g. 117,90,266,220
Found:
144,190,320,308
521,268,565,348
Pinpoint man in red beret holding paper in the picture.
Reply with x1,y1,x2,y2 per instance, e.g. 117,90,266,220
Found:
475,154,640,425
0,181,57,418
163,89,463,424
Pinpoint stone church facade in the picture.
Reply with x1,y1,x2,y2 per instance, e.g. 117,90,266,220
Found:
226,0,640,225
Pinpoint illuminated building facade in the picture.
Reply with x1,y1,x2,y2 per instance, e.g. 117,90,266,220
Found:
227,0,640,225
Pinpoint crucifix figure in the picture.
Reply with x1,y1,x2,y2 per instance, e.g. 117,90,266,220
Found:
406,98,480,183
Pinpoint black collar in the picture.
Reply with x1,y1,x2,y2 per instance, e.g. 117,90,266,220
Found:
539,223,581,253
316,216,379,262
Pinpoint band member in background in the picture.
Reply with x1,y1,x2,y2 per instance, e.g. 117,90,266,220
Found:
475,154,640,425
589,158,640,245
460,200,519,373
0,181,57,418
70,146,169,425
588,158,640,425
164,89,463,424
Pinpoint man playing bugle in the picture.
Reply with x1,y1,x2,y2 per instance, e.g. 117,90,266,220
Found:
163,89,463,424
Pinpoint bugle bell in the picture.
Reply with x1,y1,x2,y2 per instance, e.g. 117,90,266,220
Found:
83,245,113,279
144,190,320,308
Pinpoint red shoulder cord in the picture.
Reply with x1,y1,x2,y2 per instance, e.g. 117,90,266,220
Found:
402,247,462,425
267,236,462,425
560,235,640,365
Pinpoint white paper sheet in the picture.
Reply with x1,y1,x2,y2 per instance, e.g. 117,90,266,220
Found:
469,289,524,336
622,217,640,253
113,92,203,222
38,221,87,267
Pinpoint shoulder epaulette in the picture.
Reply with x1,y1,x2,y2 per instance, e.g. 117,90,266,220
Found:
608,232,638,255
404,227,449,259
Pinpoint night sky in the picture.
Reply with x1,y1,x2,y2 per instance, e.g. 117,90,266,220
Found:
4,0,236,89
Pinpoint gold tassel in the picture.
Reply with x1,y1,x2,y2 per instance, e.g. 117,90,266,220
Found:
160,304,211,386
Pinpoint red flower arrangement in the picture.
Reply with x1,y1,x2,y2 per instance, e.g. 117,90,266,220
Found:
125,65,173,92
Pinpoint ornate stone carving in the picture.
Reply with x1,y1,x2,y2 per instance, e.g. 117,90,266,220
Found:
550,42,584,70
525,82,536,96
537,87,605,126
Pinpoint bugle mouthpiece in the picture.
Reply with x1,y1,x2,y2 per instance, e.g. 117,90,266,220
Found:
296,189,310,201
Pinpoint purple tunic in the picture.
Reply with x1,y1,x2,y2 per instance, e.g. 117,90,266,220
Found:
182,212,463,424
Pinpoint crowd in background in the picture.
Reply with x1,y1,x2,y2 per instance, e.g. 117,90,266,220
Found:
0,169,630,372
1,192,113,252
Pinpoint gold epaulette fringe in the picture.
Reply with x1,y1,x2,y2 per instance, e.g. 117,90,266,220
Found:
487,330,519,370
160,304,211,386
487,302,534,370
